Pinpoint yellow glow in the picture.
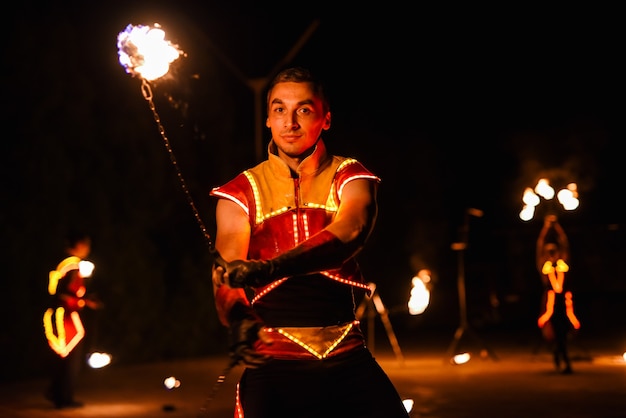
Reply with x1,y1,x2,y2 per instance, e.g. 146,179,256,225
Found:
271,322,356,359
43,308,85,357
542,259,568,293
48,256,81,295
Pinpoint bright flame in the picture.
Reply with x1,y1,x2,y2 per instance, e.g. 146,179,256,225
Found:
535,178,555,200
117,23,183,81
522,187,540,207
78,260,95,278
164,376,181,389
408,270,431,315
520,180,579,220
519,205,535,221
87,352,112,369
557,184,579,210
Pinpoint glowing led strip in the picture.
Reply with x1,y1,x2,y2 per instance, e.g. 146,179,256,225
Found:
268,321,356,359
43,308,85,357
542,260,569,293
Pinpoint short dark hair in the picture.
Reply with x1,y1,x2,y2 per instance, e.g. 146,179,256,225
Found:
266,67,330,113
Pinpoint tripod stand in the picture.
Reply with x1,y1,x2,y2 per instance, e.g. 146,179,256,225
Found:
446,208,498,362
356,283,405,363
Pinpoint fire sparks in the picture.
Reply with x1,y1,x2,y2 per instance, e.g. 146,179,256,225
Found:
117,23,183,81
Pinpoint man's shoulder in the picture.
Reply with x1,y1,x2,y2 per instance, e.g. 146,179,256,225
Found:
332,156,379,181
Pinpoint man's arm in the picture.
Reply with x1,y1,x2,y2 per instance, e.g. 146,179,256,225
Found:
552,219,570,261
325,178,378,247
211,198,250,326
211,198,272,368
536,214,556,270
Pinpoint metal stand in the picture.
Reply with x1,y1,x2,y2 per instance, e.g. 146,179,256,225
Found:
356,283,404,364
446,208,498,362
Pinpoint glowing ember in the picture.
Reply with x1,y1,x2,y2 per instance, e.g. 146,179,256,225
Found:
117,23,183,81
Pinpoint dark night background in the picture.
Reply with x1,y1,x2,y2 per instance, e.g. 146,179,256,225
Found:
2,2,624,381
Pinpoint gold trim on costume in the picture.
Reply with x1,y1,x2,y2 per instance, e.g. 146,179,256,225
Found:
268,322,356,359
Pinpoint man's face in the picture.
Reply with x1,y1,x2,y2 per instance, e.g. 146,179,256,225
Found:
266,81,331,159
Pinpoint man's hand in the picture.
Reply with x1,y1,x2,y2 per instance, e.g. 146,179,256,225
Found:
228,303,273,368
544,214,558,226
224,259,275,288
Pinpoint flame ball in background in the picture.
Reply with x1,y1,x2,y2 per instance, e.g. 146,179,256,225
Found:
164,376,181,390
408,269,431,315
117,23,183,81
87,352,112,369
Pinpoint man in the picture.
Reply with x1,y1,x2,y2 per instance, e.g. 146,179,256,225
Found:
210,67,409,417
536,214,580,374
44,232,100,408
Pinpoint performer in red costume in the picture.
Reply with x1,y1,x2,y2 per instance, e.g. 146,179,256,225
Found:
211,67,409,417
536,214,580,374
44,232,100,408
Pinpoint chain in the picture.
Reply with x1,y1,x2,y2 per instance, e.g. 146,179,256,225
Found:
140,79,215,251
196,359,239,418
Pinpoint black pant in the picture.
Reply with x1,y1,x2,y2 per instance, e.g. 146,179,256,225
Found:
47,341,83,406
237,347,410,418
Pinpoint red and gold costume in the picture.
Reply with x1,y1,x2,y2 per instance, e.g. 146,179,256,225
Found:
211,139,377,360
44,256,92,358
538,259,580,330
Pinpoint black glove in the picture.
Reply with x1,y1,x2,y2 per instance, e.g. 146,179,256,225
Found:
225,230,356,288
225,259,275,288
228,303,272,368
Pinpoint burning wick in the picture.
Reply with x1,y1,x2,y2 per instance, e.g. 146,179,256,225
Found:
117,23,183,81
